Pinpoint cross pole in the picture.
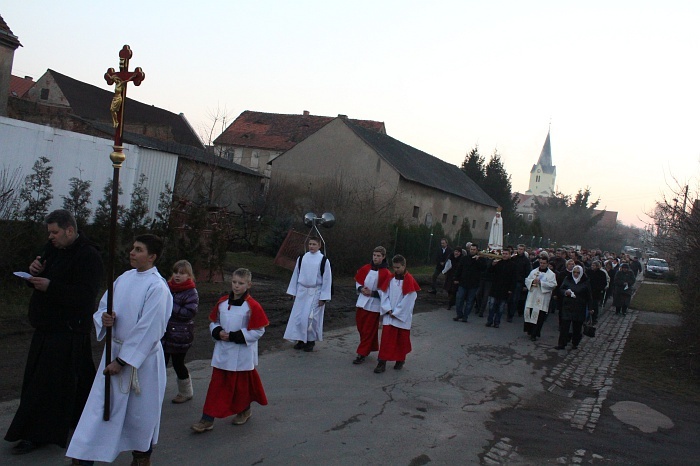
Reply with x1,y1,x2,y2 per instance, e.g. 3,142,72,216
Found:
102,45,145,421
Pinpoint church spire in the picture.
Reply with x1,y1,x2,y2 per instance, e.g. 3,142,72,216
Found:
537,130,553,170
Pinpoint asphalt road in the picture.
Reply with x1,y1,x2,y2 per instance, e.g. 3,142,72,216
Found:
1,300,698,465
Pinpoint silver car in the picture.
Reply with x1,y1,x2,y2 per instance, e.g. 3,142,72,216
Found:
644,258,669,279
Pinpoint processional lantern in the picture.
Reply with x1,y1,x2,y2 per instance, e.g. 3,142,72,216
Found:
303,212,335,254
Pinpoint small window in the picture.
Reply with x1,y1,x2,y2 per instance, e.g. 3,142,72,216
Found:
40,88,49,100
472,219,476,229
250,150,260,169
527,214,533,221
442,213,447,223
485,222,489,230
452,215,458,225
412,206,419,218
376,158,381,172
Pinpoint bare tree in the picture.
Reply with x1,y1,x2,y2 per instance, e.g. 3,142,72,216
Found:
0,165,23,220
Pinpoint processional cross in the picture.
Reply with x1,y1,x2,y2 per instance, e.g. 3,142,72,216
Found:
101,45,145,421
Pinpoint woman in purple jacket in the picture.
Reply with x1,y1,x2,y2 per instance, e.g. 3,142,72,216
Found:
163,260,199,403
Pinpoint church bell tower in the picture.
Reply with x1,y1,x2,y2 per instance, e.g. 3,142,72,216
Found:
525,130,556,196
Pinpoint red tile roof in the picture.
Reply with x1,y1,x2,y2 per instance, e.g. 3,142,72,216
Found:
9,74,33,98
213,110,386,151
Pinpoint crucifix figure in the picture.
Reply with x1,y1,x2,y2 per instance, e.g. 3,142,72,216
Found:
100,45,144,421
104,45,145,136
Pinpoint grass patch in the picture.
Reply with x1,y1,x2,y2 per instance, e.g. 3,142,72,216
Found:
618,324,700,402
631,282,682,314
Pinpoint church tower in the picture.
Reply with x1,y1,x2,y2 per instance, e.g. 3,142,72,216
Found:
525,130,556,195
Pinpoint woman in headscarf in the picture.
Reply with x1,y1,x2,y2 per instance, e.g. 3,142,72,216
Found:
555,265,591,350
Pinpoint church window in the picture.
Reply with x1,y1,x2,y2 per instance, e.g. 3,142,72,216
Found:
452,215,458,225
376,158,381,172
485,222,489,230
472,219,476,229
412,206,420,218
442,213,447,223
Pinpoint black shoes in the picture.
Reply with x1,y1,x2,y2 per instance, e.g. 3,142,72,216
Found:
394,361,405,370
428,289,437,295
555,345,566,350
12,440,40,455
493,323,500,328
353,355,366,365
485,322,493,327
303,341,315,352
293,341,305,350
374,360,386,373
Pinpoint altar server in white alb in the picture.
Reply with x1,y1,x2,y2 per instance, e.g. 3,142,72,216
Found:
67,234,173,466
283,236,332,352
523,253,558,342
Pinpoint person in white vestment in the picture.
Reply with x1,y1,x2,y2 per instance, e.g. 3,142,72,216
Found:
283,236,332,352
67,234,173,466
523,254,558,341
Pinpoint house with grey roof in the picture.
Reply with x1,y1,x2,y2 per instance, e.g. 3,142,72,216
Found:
269,116,499,239
213,110,385,178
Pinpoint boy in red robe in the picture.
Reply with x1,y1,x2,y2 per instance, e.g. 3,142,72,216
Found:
374,255,420,373
353,246,393,365
191,268,269,433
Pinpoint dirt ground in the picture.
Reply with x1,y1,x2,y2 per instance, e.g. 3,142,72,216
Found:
0,273,443,403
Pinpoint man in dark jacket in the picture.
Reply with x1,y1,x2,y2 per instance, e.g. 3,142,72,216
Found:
587,261,608,324
485,249,516,328
429,238,452,294
508,244,532,322
5,210,103,455
452,244,486,322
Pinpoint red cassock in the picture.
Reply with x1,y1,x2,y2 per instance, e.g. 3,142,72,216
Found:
203,294,269,418
377,272,420,362
354,264,393,356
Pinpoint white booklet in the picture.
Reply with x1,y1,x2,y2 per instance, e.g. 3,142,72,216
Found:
13,271,32,280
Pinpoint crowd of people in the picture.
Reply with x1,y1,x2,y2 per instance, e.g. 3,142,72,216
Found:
432,238,642,349
4,210,643,465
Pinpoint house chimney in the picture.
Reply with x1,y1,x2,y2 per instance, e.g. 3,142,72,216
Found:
303,110,309,116
24,76,33,81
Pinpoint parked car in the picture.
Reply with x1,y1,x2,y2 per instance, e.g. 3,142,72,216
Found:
644,258,669,279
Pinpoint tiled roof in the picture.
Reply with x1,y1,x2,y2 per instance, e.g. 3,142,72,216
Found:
214,110,386,151
0,14,21,48
9,75,33,98
345,120,499,208
47,69,204,149
83,119,263,178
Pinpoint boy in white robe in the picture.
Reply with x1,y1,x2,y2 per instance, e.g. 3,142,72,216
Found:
283,236,332,352
523,254,558,341
67,234,172,466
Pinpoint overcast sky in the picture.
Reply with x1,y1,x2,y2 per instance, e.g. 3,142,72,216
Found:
4,1,700,228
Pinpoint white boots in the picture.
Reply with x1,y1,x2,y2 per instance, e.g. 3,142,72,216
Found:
172,377,193,404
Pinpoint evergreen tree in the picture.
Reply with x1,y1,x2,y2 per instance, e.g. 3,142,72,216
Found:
121,173,150,233
152,183,173,235
93,178,124,228
461,145,486,184
534,188,605,244
482,150,518,217
62,176,92,228
19,156,53,223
